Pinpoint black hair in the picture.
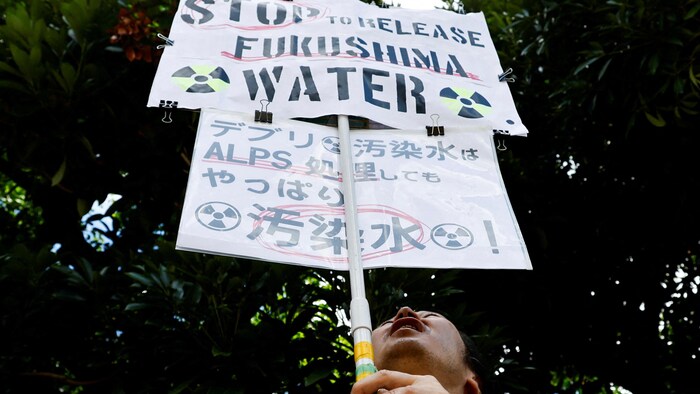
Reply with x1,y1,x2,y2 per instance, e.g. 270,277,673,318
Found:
459,330,490,394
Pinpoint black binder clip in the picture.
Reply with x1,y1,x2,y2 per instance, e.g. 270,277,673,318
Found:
498,68,515,83
159,99,178,123
255,99,273,123
156,33,174,50
426,114,444,136
492,129,510,151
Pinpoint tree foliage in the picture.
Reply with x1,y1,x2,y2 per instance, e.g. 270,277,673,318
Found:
477,0,700,392
1,0,698,393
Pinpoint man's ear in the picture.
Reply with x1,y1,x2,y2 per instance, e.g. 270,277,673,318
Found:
463,375,481,394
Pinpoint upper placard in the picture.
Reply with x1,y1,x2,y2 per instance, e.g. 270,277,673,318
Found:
148,0,527,136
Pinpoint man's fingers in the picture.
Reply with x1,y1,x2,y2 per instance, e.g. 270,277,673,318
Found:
350,370,451,394
352,370,446,394
351,370,420,394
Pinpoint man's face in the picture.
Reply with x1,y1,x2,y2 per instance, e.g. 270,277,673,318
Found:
371,306,468,378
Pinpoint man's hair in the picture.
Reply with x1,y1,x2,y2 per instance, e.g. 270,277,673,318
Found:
459,330,490,394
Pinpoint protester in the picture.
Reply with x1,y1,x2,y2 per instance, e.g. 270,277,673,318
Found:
351,306,485,394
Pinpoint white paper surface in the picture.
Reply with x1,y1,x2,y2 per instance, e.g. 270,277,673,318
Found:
176,109,531,270
149,0,527,136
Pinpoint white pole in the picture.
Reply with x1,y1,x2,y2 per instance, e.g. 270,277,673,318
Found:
337,114,377,381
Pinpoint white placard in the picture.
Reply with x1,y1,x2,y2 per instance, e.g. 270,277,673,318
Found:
176,109,531,270
149,0,527,136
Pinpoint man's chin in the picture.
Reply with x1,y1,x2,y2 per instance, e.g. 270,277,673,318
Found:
374,344,432,376
376,336,429,365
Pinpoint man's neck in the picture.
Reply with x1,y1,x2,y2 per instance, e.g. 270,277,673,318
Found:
378,357,465,393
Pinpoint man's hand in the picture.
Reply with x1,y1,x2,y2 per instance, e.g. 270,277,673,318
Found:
351,370,450,394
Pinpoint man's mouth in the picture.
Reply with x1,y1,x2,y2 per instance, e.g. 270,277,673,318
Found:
389,317,424,335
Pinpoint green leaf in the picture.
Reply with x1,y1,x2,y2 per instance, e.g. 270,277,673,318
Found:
76,198,91,217
158,265,171,288
53,290,87,302
0,61,22,78
60,0,89,44
0,80,30,93
126,272,154,286
52,62,77,95
77,258,95,286
4,6,31,47
29,18,46,45
28,46,44,80
43,27,67,53
60,0,103,46
51,158,67,186
689,64,700,88
169,379,198,394
644,111,666,127
574,56,600,75
685,3,700,20
304,369,332,386
9,44,30,79
598,58,612,81
648,53,660,74
79,135,96,159
211,346,231,357
124,302,152,311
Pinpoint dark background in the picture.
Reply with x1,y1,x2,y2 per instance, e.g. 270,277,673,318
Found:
1,0,698,392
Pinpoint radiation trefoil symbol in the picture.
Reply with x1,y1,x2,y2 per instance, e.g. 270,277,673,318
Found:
430,223,474,250
195,202,241,231
439,87,493,119
322,136,341,154
171,65,230,93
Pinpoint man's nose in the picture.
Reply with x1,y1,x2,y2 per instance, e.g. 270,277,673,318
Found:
394,306,419,319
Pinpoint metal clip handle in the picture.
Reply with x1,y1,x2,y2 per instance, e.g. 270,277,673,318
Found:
157,33,174,50
498,68,515,83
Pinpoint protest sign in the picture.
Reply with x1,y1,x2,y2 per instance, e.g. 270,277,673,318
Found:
176,109,531,270
149,0,527,136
